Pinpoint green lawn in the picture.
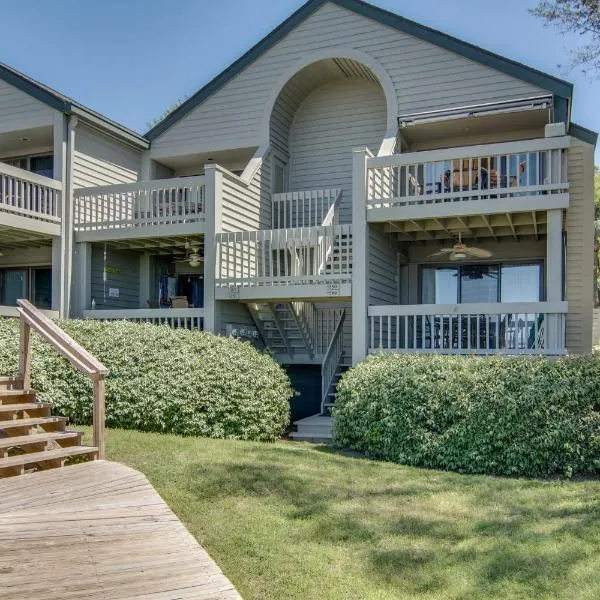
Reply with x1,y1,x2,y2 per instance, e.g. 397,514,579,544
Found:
84,427,600,600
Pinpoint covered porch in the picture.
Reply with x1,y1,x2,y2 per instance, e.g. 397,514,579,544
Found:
78,234,206,330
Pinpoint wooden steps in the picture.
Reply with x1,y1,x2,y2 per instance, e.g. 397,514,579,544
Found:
0,384,98,478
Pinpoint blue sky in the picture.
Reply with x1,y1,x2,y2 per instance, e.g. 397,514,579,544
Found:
2,0,598,161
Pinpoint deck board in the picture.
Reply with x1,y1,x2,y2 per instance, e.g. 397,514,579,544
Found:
0,460,242,600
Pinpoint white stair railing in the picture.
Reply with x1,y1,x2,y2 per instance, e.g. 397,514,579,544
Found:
321,309,346,413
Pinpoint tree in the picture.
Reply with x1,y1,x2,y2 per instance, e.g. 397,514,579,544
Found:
530,1,600,76
146,95,189,130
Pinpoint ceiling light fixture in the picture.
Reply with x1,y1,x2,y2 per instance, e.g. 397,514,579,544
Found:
19,137,31,142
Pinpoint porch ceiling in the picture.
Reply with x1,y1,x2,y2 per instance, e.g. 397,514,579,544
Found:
0,225,53,249
384,210,555,243
99,234,204,256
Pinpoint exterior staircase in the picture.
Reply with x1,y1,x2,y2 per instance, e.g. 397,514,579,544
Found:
0,377,97,477
321,354,352,414
248,302,316,359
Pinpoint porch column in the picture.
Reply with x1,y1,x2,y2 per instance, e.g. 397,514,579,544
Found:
139,253,153,308
51,238,62,312
546,208,564,351
203,165,223,334
72,242,92,316
352,148,369,365
53,112,69,317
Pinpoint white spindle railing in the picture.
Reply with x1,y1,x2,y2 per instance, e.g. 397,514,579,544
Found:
291,301,318,354
216,224,352,289
366,137,570,210
82,308,204,330
321,309,346,412
368,302,567,355
0,162,62,224
74,176,206,232
272,189,341,228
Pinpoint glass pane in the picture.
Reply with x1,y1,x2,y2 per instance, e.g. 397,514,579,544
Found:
422,267,458,304
501,264,541,302
30,155,54,178
33,268,52,309
0,270,27,306
460,265,499,303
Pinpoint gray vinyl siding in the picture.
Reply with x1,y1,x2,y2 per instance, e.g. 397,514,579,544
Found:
0,246,52,268
566,138,595,354
151,1,545,155
0,79,55,133
221,158,271,232
218,301,254,336
73,125,141,189
90,246,140,310
289,80,386,223
369,223,400,305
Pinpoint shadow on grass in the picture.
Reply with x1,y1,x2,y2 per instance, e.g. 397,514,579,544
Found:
176,447,600,599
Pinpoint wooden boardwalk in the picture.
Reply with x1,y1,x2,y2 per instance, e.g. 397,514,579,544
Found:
0,460,242,599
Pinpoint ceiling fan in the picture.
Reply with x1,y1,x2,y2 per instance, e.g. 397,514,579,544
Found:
172,241,203,268
427,233,492,261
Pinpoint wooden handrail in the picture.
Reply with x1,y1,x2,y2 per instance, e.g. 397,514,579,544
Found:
16,299,108,459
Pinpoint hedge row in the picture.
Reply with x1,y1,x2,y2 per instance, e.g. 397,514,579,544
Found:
0,319,292,442
334,353,600,478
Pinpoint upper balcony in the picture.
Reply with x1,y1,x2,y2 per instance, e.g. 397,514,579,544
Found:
73,176,206,241
365,136,570,227
0,162,62,237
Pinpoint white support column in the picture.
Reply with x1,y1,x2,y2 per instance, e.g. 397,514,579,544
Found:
140,151,152,181
352,148,370,365
72,242,92,316
53,112,68,316
546,208,564,351
203,165,223,334
139,253,152,308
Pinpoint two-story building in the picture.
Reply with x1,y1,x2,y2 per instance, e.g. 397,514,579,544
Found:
0,0,597,438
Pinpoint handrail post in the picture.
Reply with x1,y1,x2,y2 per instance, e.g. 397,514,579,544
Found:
93,375,106,459
18,317,32,390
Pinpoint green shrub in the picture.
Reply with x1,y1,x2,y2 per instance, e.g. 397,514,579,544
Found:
0,318,291,442
334,354,600,478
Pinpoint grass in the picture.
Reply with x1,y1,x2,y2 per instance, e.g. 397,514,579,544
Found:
82,427,600,600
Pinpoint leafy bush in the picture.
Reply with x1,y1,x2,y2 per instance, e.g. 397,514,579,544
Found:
334,354,600,478
0,318,291,441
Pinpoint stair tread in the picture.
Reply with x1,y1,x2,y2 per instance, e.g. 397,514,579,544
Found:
0,431,80,449
0,445,97,468
0,416,68,430
0,389,37,397
0,403,51,413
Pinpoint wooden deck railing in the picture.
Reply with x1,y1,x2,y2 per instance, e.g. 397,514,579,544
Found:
0,161,62,224
272,189,341,228
366,137,570,211
321,309,345,412
16,299,109,458
73,176,206,233
82,308,204,330
368,302,568,355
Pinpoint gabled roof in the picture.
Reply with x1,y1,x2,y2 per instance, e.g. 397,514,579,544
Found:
145,0,574,140
0,63,149,149
569,122,598,146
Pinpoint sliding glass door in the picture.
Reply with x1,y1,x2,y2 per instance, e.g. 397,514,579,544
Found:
419,262,542,350
0,270,27,306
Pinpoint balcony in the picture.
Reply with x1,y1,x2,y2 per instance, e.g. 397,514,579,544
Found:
215,224,352,300
0,162,62,236
365,136,570,226
73,176,206,241
368,302,568,355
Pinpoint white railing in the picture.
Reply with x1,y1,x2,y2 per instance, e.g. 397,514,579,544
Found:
0,162,62,224
216,224,352,289
366,137,570,210
368,302,568,355
321,309,345,412
314,308,346,355
291,301,318,355
272,189,341,228
74,176,206,233
82,308,204,330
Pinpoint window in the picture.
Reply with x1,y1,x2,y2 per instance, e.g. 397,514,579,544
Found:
0,267,52,308
421,262,542,304
3,154,53,178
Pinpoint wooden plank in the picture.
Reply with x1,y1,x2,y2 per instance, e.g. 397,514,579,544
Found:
0,461,241,600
